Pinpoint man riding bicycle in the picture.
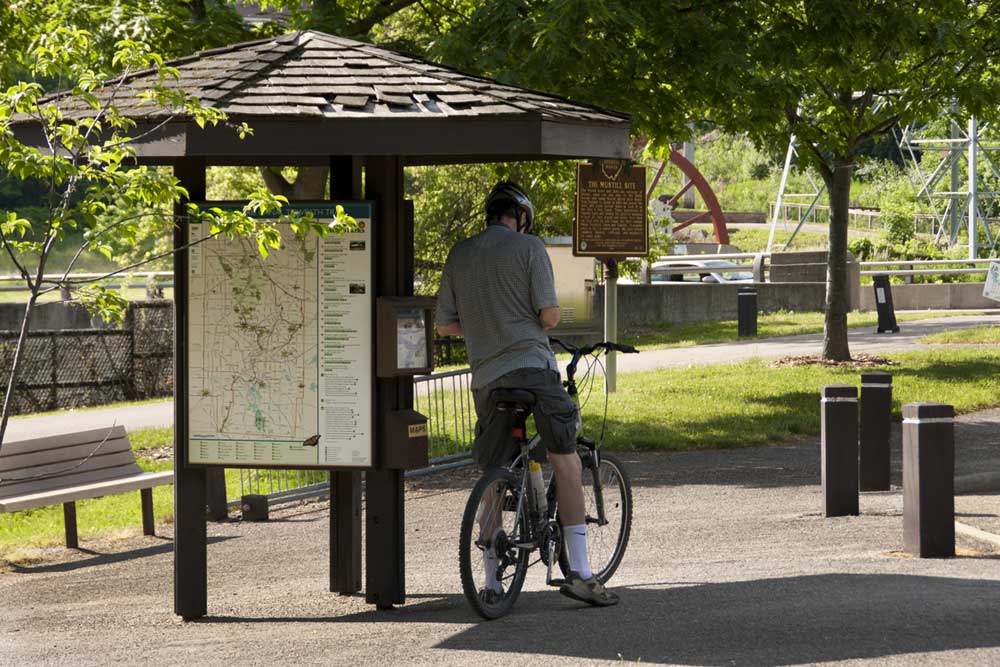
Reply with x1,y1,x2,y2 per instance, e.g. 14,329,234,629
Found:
435,180,618,607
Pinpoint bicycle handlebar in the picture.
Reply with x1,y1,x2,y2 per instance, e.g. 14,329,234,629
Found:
549,338,639,356
549,337,639,384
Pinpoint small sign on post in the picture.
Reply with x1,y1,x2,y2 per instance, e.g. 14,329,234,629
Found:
984,261,1000,302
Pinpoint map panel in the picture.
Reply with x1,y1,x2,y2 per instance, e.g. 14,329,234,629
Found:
187,203,373,468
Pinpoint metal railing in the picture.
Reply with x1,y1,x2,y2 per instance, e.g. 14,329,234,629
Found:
859,258,995,278
227,367,477,511
767,201,949,236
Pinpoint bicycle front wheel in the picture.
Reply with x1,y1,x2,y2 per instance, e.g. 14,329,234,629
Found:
557,451,633,584
458,467,530,620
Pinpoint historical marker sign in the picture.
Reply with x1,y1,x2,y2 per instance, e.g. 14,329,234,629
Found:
574,160,648,257
187,202,374,469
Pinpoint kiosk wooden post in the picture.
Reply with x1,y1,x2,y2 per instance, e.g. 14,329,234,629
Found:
365,156,408,609
173,157,208,621
329,156,364,595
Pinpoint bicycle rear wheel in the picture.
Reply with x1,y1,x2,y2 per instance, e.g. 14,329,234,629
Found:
459,467,530,620
557,451,633,584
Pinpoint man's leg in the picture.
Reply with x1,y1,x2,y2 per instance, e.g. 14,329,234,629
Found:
550,450,618,605
477,481,504,593
548,451,591,579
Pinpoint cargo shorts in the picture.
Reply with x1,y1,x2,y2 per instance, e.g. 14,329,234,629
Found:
471,367,580,469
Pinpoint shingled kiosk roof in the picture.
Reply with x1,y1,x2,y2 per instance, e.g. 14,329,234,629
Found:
39,30,631,165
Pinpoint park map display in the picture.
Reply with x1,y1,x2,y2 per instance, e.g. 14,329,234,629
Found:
187,203,373,468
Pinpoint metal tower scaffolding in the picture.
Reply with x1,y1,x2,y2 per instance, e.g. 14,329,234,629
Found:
768,116,999,258
895,116,998,257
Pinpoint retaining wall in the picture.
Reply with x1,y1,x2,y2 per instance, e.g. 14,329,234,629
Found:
594,282,828,330
858,282,998,311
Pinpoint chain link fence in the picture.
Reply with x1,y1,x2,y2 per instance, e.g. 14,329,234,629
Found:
0,301,172,415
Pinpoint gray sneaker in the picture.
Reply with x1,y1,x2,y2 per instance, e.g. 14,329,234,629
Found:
559,572,619,606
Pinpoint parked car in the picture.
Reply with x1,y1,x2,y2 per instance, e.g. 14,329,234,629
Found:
647,259,754,284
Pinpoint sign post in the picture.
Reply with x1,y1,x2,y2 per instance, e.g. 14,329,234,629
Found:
574,160,647,393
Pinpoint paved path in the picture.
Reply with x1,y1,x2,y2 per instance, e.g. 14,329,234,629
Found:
7,312,999,441
3,409,1000,666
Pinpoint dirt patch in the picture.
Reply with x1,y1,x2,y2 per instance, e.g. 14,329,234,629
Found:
137,447,173,462
769,353,902,369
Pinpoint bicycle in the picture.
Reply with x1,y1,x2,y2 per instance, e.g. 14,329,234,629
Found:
458,338,638,619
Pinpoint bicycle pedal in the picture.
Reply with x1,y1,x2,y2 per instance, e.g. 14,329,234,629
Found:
547,577,566,587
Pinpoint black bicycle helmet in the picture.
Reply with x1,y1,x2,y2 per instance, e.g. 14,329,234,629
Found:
485,180,535,233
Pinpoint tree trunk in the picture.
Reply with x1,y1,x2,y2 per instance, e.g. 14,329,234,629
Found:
823,155,853,361
0,295,38,446
259,166,329,200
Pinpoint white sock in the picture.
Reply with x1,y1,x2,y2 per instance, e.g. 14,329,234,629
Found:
564,523,593,580
484,549,502,592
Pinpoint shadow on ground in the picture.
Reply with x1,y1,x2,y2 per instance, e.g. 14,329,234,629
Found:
4,535,235,574
193,573,1000,665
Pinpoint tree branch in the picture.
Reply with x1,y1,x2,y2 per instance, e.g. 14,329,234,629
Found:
0,228,33,291
855,112,900,145
348,0,421,35
58,210,174,284
38,226,224,293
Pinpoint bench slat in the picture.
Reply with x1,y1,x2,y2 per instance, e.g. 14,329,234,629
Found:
0,437,132,473
0,457,146,499
0,426,129,459
0,471,174,512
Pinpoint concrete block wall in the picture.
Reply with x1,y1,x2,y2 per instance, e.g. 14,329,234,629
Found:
0,302,107,331
594,282,828,330
858,282,997,311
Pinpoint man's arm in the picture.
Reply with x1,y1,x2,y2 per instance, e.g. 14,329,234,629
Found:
539,306,560,330
435,251,462,337
436,321,463,336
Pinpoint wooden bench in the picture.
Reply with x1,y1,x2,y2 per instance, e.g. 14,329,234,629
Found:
0,426,174,548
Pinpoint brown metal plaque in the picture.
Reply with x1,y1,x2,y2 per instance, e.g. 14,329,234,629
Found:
574,160,648,257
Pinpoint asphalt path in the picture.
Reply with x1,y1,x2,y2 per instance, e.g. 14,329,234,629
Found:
8,311,999,441
3,410,1000,666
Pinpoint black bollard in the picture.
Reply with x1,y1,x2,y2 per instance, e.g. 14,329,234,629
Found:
859,372,893,492
821,384,859,517
903,403,955,558
737,287,758,337
872,275,900,334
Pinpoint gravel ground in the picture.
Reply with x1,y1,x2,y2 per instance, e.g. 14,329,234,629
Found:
2,414,1000,667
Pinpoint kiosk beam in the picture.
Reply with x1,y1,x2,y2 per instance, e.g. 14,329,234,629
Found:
329,156,364,595
173,157,208,620
365,156,407,608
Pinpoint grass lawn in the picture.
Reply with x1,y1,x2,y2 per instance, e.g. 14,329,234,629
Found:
586,348,1000,451
920,325,1000,345
4,346,998,561
0,287,174,304
9,397,171,422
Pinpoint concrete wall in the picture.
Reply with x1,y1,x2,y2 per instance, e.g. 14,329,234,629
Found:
594,282,828,330
858,282,998,311
0,302,111,331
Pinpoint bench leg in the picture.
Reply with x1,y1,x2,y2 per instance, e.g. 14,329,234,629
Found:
63,502,79,549
141,488,155,536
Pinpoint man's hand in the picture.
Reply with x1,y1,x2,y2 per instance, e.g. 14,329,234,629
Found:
539,306,560,330
437,321,463,336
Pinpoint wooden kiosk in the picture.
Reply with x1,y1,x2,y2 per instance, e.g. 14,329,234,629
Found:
25,30,632,618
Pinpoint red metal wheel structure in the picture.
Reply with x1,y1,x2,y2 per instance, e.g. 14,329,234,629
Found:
647,150,729,245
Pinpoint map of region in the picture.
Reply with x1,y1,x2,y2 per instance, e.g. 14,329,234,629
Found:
188,223,319,454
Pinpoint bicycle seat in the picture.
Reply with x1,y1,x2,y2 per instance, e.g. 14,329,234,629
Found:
490,389,536,412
